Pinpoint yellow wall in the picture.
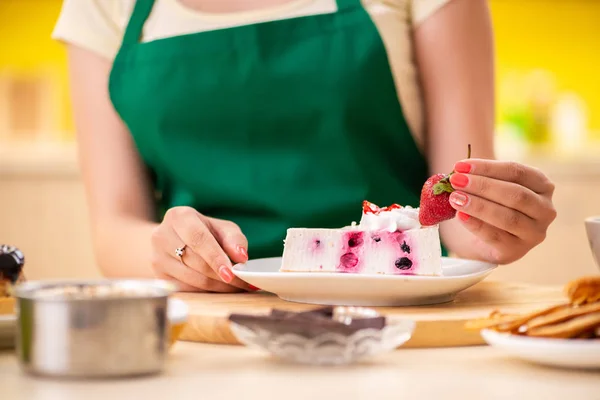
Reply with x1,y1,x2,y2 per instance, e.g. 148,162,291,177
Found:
490,0,600,138
0,0,72,133
0,0,599,137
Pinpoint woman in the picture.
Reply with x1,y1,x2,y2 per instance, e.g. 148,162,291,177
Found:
53,0,556,292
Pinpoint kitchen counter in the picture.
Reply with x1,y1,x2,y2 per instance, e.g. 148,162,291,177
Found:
1,341,599,399
2,140,600,178
0,141,79,178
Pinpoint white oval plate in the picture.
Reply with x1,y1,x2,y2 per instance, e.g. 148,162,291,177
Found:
481,329,600,370
232,257,496,306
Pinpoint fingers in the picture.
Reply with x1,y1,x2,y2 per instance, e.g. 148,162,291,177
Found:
454,159,555,195
153,256,243,293
152,222,253,291
449,173,556,222
453,212,522,263
449,190,542,241
166,208,235,283
205,217,249,264
456,211,516,245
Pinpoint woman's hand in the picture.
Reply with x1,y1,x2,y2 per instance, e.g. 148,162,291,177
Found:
447,159,557,264
150,206,255,292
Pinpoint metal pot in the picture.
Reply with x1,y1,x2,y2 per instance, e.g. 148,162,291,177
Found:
13,279,176,378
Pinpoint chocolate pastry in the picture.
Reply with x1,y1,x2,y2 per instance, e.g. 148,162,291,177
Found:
0,245,25,298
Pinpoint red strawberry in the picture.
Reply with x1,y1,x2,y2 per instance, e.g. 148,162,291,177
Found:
381,203,403,212
419,173,457,226
362,200,381,214
363,201,404,215
418,144,471,226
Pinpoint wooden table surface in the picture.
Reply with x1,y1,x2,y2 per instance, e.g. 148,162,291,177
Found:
1,341,599,400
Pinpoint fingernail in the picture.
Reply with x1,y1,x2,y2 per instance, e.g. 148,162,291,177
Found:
454,161,472,173
450,173,469,188
449,192,468,207
218,265,233,283
248,285,260,291
237,246,248,259
457,211,470,222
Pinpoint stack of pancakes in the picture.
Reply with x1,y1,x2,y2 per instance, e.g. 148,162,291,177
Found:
466,276,600,339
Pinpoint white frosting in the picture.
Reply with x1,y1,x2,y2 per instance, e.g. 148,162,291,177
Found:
358,206,421,232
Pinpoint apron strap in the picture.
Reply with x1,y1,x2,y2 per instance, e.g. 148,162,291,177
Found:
121,0,358,45
336,0,362,11
122,0,156,45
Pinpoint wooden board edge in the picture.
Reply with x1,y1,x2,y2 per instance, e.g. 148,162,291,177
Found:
178,314,487,348
180,313,241,345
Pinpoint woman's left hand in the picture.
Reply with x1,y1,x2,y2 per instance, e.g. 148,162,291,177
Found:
447,159,557,264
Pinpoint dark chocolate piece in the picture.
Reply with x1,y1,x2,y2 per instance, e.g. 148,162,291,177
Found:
229,306,386,338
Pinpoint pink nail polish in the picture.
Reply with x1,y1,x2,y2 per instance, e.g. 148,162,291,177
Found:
248,285,260,291
457,211,471,222
454,162,472,173
450,192,468,207
218,266,233,283
450,173,469,188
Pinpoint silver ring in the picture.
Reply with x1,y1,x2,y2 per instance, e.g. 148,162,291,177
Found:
175,245,186,260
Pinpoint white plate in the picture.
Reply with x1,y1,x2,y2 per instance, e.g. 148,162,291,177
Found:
232,257,496,306
481,329,600,370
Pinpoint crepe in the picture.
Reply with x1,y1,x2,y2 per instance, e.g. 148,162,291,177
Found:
465,276,600,339
565,276,600,305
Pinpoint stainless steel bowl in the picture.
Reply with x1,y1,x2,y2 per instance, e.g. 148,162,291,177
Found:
13,279,176,378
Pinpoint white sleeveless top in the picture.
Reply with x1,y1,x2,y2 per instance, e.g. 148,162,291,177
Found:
52,0,452,149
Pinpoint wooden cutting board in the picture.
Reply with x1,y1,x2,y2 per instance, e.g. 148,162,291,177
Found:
175,280,566,348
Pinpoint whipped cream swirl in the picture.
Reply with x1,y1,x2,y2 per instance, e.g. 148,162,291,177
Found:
359,205,421,232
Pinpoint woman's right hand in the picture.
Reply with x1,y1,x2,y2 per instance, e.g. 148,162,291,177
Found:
150,206,256,292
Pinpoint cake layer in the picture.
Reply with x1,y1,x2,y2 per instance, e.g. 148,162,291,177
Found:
280,226,442,276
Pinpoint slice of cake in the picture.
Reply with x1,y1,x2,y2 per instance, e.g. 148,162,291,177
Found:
280,201,442,276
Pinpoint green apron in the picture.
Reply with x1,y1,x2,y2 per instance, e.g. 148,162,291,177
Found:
109,0,430,260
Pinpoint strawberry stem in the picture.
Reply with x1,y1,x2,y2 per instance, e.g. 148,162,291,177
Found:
446,144,472,178
433,144,472,195
432,180,454,195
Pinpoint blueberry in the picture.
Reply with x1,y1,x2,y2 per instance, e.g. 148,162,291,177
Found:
400,241,411,253
394,257,413,270
347,233,364,248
